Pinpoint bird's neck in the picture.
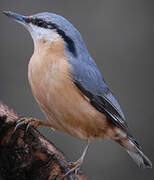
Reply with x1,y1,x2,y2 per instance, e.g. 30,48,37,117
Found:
33,38,65,56
29,37,68,75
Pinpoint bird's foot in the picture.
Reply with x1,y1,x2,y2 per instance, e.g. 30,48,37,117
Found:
14,117,41,132
64,158,82,178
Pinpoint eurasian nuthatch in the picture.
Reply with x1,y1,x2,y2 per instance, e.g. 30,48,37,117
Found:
3,11,152,175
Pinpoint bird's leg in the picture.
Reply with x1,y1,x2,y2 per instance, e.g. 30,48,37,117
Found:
14,117,55,132
65,139,91,177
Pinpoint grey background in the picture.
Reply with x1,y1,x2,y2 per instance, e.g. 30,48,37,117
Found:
0,0,154,179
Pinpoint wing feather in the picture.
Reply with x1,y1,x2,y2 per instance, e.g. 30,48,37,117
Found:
74,81,128,129
70,59,128,130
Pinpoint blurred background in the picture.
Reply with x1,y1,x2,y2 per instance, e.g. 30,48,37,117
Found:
0,0,154,179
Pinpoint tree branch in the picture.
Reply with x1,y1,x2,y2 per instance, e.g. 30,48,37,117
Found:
0,102,89,180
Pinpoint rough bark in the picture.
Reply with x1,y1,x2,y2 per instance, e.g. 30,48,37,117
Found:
0,102,89,180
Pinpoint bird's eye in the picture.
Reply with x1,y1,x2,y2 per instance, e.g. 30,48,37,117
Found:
36,19,45,27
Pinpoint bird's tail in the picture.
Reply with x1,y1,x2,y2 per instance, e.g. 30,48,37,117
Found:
113,128,152,168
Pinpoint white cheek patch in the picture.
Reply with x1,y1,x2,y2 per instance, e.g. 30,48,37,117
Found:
28,23,60,43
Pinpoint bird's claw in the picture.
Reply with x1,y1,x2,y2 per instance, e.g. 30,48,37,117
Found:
64,159,82,178
14,117,40,132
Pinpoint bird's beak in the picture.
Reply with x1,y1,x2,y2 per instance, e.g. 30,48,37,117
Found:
3,11,27,26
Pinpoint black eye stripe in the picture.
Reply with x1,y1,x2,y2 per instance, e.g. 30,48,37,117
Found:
24,17,56,29
24,17,77,57
56,28,77,57
24,18,46,27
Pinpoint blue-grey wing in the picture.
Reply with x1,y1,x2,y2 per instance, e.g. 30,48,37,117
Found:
70,57,128,130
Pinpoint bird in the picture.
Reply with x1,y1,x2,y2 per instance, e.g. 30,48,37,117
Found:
3,11,152,175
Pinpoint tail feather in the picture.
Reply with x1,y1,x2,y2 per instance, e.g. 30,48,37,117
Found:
126,146,152,168
114,129,152,168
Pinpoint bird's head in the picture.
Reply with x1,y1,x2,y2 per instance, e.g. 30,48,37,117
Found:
3,11,88,57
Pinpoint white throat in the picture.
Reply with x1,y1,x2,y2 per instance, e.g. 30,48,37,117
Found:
27,24,60,45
